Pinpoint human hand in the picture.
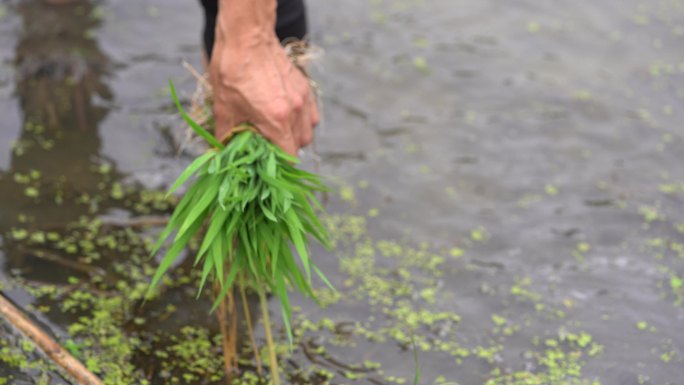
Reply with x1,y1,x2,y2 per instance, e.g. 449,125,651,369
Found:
210,30,319,156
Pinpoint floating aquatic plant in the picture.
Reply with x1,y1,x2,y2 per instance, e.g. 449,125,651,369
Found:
147,81,333,384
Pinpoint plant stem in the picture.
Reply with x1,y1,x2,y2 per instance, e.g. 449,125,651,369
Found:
228,288,238,369
257,286,280,385
239,275,263,375
215,282,237,383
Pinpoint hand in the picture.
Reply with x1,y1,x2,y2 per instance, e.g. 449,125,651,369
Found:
210,32,320,156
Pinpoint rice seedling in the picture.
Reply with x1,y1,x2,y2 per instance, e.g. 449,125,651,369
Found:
411,334,421,385
146,81,333,384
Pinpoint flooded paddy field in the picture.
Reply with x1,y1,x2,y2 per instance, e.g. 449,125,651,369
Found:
0,0,683,384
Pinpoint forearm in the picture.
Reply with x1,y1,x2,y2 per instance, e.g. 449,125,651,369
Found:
217,0,278,48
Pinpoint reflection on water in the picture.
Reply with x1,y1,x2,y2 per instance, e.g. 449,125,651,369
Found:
0,0,114,278
0,6,256,385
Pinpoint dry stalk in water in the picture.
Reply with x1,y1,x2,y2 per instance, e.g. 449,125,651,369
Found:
0,293,106,385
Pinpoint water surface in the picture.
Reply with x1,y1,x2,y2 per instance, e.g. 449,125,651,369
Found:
1,0,683,384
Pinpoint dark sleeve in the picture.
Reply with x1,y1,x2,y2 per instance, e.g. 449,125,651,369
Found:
199,0,308,60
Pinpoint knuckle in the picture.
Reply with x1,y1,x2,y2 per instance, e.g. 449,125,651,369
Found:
291,95,304,111
268,100,291,123
213,63,229,79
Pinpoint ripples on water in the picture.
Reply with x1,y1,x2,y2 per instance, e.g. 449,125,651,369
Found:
0,0,683,384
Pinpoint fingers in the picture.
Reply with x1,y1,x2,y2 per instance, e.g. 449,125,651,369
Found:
259,98,298,156
310,93,321,127
270,127,298,156
212,95,230,142
290,92,306,150
212,89,239,143
213,82,316,154
209,40,319,156
298,91,316,148
268,71,316,154
290,71,317,150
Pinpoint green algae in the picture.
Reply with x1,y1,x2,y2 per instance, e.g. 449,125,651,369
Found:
64,293,141,384
158,327,224,383
641,211,684,307
0,180,654,385
0,328,57,384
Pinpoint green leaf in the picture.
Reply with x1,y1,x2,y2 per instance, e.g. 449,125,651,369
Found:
175,182,219,240
266,152,276,177
313,265,335,292
218,177,232,209
259,198,278,222
150,180,202,256
285,210,311,281
196,208,230,264
275,275,293,345
210,261,240,312
198,250,215,296
279,245,314,297
208,153,221,174
169,80,224,149
147,218,203,298
239,227,258,279
166,151,215,197
150,125,335,333
213,232,225,286
270,233,282,278
228,130,253,154
412,333,421,385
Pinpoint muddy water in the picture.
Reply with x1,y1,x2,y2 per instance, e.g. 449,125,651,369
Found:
1,0,683,384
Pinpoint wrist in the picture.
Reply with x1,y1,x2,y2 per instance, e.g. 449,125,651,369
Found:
217,0,277,48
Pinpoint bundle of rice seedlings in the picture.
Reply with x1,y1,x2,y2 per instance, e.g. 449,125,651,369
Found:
147,81,332,384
